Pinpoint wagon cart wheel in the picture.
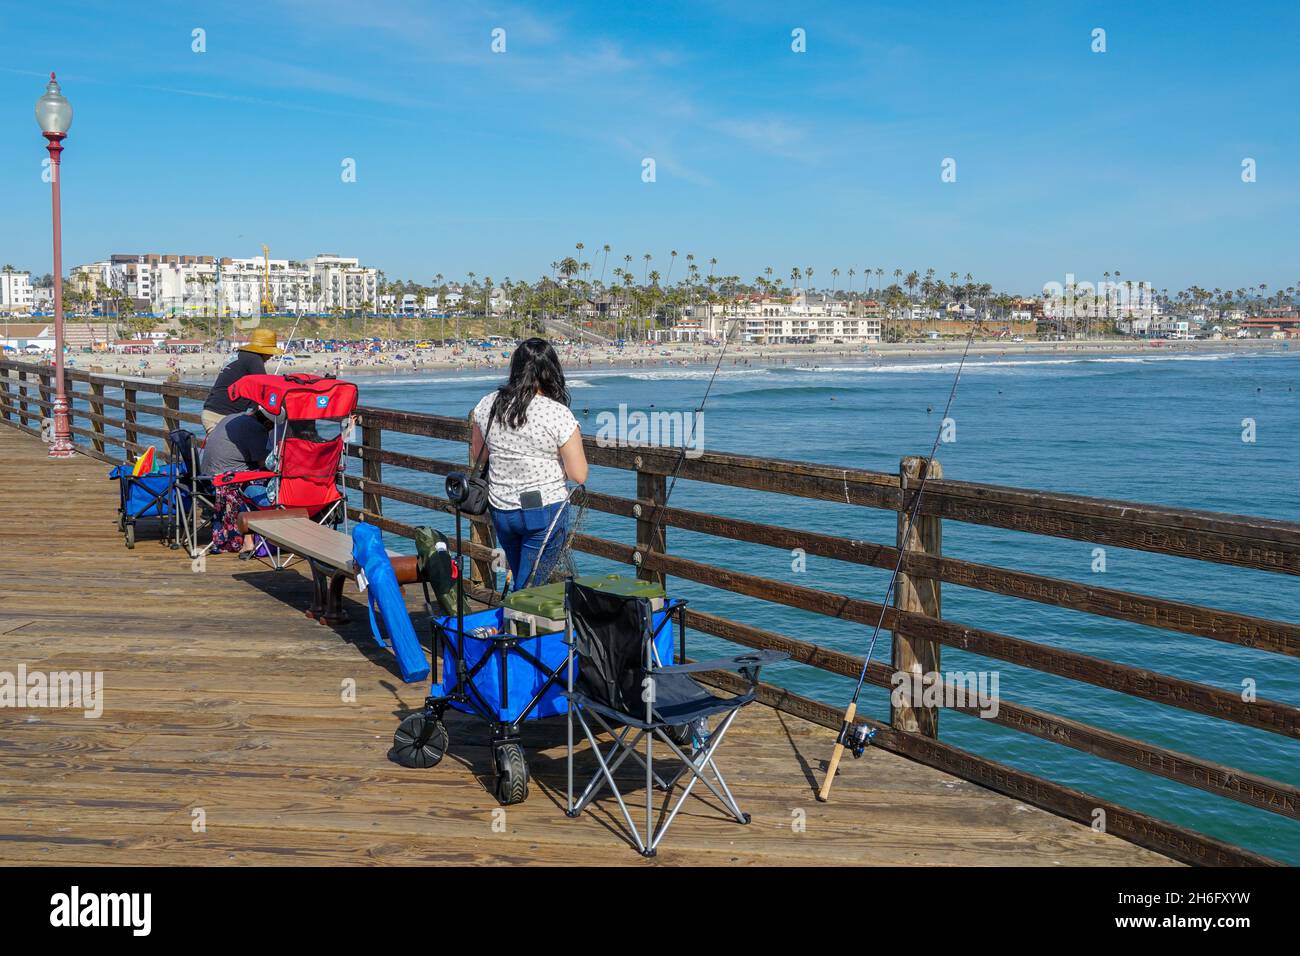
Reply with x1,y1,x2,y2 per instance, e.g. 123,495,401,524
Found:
124,523,135,549
493,742,529,805
116,513,125,533
392,713,449,769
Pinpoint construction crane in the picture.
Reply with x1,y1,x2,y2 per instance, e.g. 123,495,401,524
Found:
260,243,275,316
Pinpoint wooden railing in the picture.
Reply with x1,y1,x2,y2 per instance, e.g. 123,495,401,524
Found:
2,357,1295,867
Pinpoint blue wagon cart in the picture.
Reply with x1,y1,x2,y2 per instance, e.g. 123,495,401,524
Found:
392,582,682,805
108,462,188,549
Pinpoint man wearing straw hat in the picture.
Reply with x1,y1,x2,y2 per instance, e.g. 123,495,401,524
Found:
201,329,284,433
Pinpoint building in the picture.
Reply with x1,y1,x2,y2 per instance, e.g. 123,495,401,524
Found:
305,254,378,315
735,290,881,345
0,271,33,315
1238,312,1300,337
0,322,54,352
68,252,380,319
651,292,883,344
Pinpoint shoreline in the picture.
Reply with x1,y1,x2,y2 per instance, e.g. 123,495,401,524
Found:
21,336,1289,383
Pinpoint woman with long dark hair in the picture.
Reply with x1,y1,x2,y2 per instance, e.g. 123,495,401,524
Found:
470,338,589,588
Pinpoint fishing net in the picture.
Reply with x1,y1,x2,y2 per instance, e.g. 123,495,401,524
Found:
540,485,590,584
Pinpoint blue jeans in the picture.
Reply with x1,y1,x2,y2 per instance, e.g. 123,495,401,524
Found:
492,502,568,590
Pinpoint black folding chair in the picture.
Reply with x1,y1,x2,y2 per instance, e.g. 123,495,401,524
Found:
562,580,787,857
167,428,216,559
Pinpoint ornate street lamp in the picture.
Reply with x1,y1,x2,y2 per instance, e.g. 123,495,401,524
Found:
35,72,75,458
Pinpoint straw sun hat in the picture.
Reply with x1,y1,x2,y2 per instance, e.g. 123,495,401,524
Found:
240,328,284,356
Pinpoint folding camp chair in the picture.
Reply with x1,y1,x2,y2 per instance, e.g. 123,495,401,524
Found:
167,427,216,559
211,374,358,567
563,580,787,856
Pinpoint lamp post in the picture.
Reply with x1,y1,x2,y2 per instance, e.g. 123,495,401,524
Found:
35,72,75,458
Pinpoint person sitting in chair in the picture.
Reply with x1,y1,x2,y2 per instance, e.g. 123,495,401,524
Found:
201,329,283,433
202,408,276,558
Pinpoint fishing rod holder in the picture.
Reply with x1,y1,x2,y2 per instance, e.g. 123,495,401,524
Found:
837,722,876,759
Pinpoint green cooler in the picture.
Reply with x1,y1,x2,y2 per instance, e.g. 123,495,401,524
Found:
503,574,666,637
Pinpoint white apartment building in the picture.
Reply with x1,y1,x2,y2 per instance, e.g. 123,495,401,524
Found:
735,290,881,344
72,253,379,318
659,292,881,344
0,271,34,315
308,254,378,314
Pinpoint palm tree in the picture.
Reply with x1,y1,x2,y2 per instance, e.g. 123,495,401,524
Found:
905,271,919,300
646,269,662,339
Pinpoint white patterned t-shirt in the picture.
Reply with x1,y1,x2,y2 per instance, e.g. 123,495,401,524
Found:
473,392,580,510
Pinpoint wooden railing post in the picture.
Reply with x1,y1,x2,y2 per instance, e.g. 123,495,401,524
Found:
360,414,383,518
123,386,138,450
89,381,106,454
162,382,180,434
17,369,30,426
891,455,942,738
0,368,12,423
38,368,52,437
466,411,495,587
636,459,667,587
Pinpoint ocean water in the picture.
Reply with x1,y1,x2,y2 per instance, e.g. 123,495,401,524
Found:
345,349,1300,862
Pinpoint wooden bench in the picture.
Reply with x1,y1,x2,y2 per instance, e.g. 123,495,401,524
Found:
239,510,418,624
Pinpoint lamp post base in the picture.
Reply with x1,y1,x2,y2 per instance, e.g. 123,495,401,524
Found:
47,395,76,458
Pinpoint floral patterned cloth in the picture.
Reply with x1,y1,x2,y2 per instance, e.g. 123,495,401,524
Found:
212,484,254,553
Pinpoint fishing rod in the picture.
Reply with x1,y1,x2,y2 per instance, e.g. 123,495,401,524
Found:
541,291,740,586
519,482,585,591
637,312,738,574
271,311,307,375
816,323,978,802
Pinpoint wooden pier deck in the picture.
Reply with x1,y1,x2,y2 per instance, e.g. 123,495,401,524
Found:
0,426,1175,866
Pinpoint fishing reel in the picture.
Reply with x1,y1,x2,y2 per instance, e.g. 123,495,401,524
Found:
838,722,876,759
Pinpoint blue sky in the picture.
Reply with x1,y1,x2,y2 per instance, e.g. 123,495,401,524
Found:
3,0,1298,293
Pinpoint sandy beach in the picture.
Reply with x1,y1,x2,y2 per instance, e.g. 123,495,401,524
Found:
43,336,1287,383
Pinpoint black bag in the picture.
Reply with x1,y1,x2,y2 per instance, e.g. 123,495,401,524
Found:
445,406,495,515
415,526,458,615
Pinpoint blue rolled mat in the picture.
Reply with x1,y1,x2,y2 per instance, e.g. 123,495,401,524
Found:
351,522,430,683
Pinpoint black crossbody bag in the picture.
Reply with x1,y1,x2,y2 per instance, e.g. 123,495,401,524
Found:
445,405,496,515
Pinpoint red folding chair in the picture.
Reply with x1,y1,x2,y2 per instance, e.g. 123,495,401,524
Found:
211,373,359,566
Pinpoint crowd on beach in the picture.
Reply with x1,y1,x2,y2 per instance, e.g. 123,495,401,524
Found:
27,334,1280,382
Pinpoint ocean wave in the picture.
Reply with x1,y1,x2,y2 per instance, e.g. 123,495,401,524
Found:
365,373,508,386
786,352,1241,375
733,384,872,399
622,368,772,381
1086,353,1230,364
